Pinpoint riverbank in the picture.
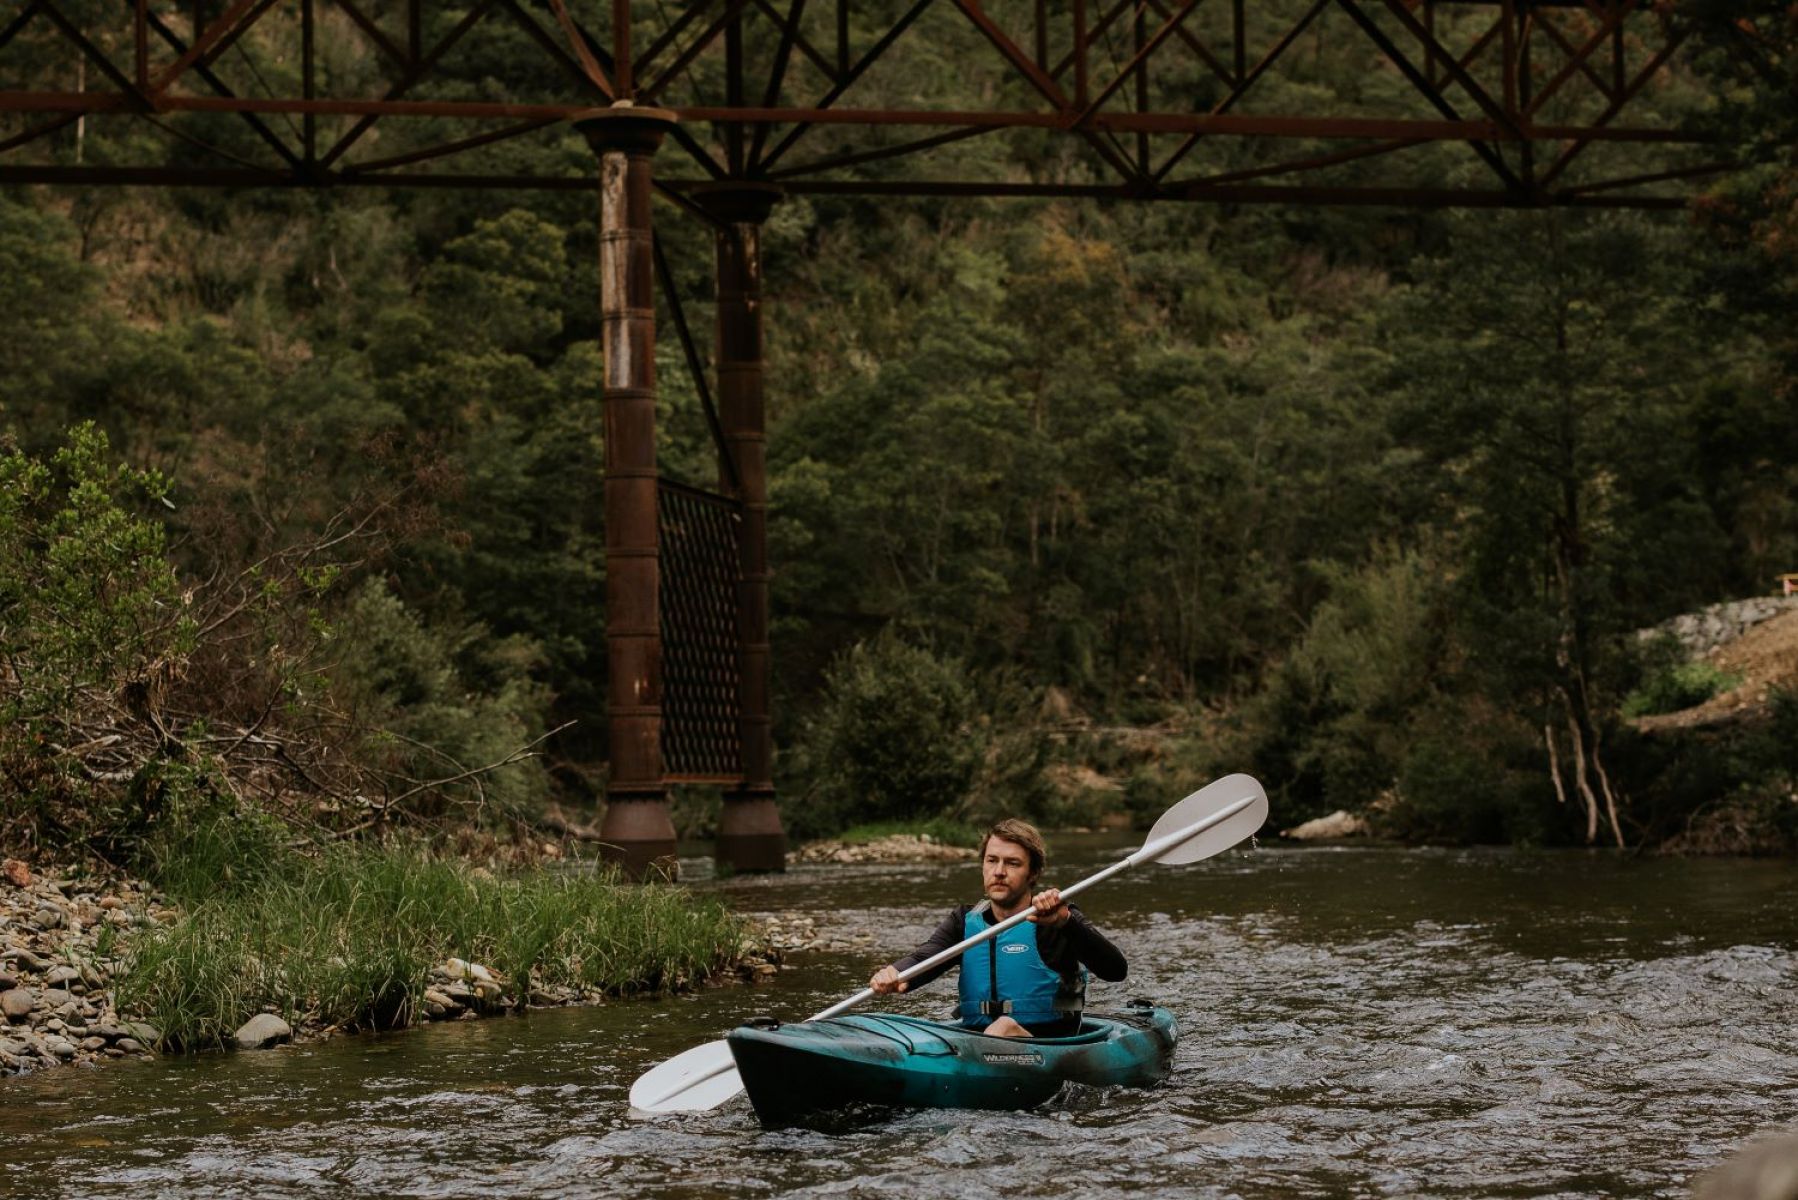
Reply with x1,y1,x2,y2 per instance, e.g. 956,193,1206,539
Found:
1,846,772,1078
1,825,1011,1078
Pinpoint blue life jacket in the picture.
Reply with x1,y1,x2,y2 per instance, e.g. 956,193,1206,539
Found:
956,903,1087,1028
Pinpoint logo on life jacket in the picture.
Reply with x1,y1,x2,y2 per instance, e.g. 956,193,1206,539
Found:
1001,943,1029,954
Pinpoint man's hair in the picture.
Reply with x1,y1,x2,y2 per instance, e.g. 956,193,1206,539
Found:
981,818,1047,876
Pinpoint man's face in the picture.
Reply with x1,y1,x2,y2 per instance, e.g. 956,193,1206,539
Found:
982,836,1037,909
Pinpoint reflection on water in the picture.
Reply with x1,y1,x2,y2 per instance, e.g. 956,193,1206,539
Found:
3,844,1795,1199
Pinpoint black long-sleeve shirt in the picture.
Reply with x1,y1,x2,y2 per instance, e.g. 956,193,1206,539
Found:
890,901,1128,993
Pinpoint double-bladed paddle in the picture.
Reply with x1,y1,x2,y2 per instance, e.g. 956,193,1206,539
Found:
628,772,1268,1115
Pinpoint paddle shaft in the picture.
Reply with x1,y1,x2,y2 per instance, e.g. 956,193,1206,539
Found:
808,792,1258,1022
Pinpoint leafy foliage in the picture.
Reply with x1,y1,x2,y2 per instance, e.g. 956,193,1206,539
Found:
0,424,194,846
3,9,1797,856
0,425,557,857
1622,660,1743,720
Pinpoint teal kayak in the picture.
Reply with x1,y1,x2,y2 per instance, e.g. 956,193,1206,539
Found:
725,1002,1177,1127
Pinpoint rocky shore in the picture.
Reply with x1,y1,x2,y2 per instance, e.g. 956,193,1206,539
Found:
0,858,164,1074
790,834,978,865
3,836,1012,1078
1,856,785,1078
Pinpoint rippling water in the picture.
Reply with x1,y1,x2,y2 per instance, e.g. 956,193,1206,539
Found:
4,843,1795,1199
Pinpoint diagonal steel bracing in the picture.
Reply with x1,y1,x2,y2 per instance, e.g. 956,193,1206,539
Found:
0,0,1740,208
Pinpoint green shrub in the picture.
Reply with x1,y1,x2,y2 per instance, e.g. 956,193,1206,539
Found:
0,424,198,845
0,425,562,858
0,423,191,707
957,670,1056,826
785,632,984,835
1621,658,1742,718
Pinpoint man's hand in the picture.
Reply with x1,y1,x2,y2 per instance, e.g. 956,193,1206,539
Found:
1029,887,1070,928
870,965,908,994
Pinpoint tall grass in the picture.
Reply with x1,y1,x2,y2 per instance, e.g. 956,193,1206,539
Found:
119,811,747,1050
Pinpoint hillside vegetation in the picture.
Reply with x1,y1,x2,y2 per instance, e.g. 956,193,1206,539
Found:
2,4,1796,859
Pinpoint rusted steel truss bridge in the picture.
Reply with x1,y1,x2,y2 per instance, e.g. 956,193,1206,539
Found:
0,0,1769,873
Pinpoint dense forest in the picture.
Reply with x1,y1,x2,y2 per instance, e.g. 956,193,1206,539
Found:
2,2,1795,862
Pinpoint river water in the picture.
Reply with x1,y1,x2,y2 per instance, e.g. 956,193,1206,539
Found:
4,840,1796,1199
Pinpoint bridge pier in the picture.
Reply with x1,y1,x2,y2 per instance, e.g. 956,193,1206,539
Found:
697,183,788,874
576,104,680,880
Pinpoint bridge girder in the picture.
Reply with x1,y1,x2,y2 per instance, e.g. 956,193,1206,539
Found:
0,0,1764,207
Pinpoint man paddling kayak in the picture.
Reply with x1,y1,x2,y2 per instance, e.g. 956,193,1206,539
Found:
868,819,1127,1038
631,779,1263,1116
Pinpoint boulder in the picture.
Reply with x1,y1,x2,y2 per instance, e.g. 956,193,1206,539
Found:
1,988,33,1022
422,988,460,1010
1282,810,1372,840
119,1021,160,1047
233,1013,293,1050
8,949,49,972
1695,1130,1798,1200
441,958,498,983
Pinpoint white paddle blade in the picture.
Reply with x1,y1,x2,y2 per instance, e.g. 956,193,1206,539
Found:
628,1040,743,1114
1141,773,1268,865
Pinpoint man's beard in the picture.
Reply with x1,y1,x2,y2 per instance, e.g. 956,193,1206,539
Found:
987,879,1029,908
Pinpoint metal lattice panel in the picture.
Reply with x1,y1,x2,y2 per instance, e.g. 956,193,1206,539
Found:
658,478,744,783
